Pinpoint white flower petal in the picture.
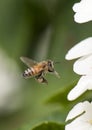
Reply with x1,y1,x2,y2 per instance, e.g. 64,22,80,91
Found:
66,115,91,130
65,101,92,130
66,117,91,130
73,54,92,75
65,37,92,60
67,76,92,100
73,0,92,23
66,102,85,121
66,101,90,121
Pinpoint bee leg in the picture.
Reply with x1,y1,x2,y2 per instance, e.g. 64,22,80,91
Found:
53,71,60,78
48,69,60,78
41,77,48,84
35,75,48,84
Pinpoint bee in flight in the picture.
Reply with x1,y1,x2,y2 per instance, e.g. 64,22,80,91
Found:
20,57,60,84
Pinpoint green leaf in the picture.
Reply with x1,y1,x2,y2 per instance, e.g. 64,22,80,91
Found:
32,122,64,130
46,80,92,110
46,81,77,106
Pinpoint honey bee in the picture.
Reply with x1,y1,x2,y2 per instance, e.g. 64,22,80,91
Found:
20,57,60,84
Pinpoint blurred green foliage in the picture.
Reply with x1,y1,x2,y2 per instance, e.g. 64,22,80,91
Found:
0,0,92,130
32,122,65,130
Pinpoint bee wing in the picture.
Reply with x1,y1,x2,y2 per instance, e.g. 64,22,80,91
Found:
20,56,37,68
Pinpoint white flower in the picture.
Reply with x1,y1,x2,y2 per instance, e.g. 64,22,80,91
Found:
68,75,92,100
65,37,92,100
65,37,92,60
65,101,92,130
0,49,22,114
73,0,92,23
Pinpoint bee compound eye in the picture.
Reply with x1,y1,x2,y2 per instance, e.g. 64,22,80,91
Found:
48,61,52,67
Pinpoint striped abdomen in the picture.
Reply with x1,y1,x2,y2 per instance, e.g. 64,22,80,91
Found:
23,68,35,78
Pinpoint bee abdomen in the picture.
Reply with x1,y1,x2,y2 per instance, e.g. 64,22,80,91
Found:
23,68,34,78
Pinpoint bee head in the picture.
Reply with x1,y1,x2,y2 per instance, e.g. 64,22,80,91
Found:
47,60,54,72
47,60,60,78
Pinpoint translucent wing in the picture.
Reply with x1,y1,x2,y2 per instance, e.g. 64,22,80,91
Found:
20,56,37,68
